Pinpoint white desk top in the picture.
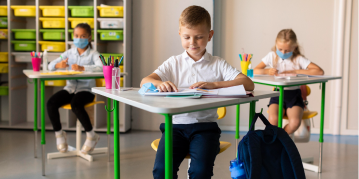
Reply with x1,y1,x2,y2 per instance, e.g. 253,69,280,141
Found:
251,75,341,86
92,87,279,114
23,70,127,79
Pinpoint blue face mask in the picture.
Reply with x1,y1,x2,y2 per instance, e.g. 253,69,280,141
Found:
74,38,89,49
276,49,293,59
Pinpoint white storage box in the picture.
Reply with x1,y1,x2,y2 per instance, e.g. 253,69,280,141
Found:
98,18,123,29
13,52,62,62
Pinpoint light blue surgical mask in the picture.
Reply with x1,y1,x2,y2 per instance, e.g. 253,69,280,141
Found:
73,38,89,49
276,49,293,59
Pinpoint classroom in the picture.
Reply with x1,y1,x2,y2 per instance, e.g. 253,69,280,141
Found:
0,0,357,179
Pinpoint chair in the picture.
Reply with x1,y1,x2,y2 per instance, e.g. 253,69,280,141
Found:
268,85,318,120
151,107,231,178
283,85,318,120
47,79,108,162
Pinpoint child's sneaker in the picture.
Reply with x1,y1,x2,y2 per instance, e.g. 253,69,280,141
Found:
81,133,100,154
55,131,68,153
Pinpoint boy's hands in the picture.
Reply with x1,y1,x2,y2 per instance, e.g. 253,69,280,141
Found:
190,82,217,89
268,68,278,75
158,81,178,92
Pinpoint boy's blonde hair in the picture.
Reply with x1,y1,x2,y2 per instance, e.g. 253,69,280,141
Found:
272,29,304,67
179,5,211,31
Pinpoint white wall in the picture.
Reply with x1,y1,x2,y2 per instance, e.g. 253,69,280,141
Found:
131,0,357,135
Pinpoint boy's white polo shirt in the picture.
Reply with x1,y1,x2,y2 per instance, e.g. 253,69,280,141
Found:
154,51,240,124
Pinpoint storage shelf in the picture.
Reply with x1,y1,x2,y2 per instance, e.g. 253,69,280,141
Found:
5,0,132,133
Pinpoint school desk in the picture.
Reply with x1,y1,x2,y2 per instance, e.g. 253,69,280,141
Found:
251,75,342,173
92,87,279,179
23,70,127,176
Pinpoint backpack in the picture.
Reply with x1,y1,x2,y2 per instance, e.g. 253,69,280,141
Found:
237,113,306,179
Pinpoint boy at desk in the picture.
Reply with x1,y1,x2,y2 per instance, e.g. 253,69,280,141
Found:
140,5,254,179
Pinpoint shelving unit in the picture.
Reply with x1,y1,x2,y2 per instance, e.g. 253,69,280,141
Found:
0,0,132,132
0,1,8,128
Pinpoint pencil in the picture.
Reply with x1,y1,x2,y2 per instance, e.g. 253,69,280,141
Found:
119,56,124,66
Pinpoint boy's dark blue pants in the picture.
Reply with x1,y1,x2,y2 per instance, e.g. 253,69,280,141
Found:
153,122,221,179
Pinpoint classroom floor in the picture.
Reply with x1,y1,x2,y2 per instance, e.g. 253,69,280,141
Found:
0,129,357,179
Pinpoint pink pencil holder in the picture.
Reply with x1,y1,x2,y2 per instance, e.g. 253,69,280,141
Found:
31,57,41,72
103,66,114,89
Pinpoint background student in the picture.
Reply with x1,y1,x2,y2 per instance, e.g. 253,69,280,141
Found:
254,29,324,134
47,23,102,154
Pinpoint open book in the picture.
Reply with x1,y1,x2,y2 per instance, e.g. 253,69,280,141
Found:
144,85,252,98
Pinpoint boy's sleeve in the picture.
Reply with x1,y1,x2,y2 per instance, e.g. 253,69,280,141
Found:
48,51,68,71
221,59,241,81
153,57,173,82
83,51,103,72
298,56,311,70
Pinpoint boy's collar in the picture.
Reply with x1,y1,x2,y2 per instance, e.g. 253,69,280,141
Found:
183,50,210,62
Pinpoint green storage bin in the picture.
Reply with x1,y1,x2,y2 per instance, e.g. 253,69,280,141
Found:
11,41,36,51
68,29,94,40
68,6,94,17
101,53,124,65
12,29,36,40
97,30,123,41
0,17,7,28
0,85,8,95
40,29,65,40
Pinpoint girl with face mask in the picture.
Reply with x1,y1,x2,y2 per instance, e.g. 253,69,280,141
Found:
253,29,324,135
47,23,103,154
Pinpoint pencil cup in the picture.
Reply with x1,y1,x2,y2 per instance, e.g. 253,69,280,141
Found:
240,61,250,76
31,57,41,72
103,66,114,89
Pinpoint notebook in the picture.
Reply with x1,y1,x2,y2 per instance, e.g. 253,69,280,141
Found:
144,85,251,98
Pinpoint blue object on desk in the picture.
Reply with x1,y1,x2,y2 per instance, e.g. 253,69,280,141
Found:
138,82,158,95
247,69,253,78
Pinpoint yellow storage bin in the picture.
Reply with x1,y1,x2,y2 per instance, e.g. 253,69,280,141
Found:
39,41,65,52
97,6,123,17
39,6,65,17
96,78,105,87
0,52,8,62
0,63,8,73
0,6,7,16
0,29,7,39
45,80,66,86
68,18,94,28
96,77,123,87
11,6,36,17
39,18,65,28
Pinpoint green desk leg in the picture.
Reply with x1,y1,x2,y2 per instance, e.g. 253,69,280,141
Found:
249,101,256,130
319,82,326,173
33,79,38,158
235,105,240,152
113,100,120,179
40,79,46,176
107,98,112,162
278,86,284,128
163,114,173,179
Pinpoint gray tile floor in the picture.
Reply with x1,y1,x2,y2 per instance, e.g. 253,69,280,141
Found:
0,130,357,179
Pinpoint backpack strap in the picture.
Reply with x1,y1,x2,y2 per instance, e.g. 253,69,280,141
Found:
249,113,271,131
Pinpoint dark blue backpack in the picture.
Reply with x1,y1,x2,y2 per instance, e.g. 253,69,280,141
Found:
237,113,306,179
